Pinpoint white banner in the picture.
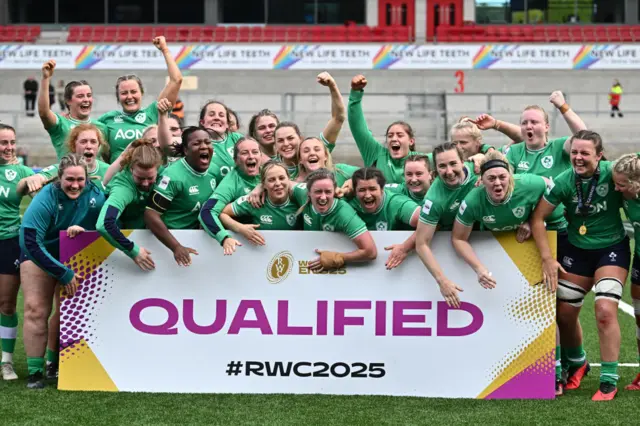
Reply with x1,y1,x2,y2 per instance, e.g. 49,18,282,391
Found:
1,43,640,69
58,230,555,398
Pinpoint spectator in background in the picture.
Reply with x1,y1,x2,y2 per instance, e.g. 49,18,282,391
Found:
56,80,66,112
609,80,623,118
172,98,184,123
49,83,56,110
16,147,28,166
23,77,38,117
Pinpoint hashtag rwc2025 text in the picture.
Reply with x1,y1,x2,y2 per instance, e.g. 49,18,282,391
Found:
225,361,386,378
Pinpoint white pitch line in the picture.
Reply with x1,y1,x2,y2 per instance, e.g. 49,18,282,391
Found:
590,363,639,367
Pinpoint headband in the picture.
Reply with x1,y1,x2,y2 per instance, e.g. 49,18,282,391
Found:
480,159,509,175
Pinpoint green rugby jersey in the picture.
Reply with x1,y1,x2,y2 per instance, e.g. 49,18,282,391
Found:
385,182,425,203
544,160,625,250
506,136,570,230
292,184,367,239
349,189,418,231
348,90,420,184
623,197,640,256
210,168,261,215
150,158,217,229
0,164,34,239
419,163,478,231
210,131,244,174
47,113,108,161
98,102,159,162
231,196,301,230
456,174,546,231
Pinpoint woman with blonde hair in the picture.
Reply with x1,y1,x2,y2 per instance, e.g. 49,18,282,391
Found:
97,139,163,270
217,161,302,254
611,153,640,391
452,150,548,287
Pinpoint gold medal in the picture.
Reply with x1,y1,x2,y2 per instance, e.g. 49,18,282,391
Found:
579,224,587,235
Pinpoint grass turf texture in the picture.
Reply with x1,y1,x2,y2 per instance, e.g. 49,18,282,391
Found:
4,200,638,425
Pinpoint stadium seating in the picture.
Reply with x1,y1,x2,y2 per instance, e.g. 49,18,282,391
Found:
66,25,414,43
0,25,41,43
435,24,639,43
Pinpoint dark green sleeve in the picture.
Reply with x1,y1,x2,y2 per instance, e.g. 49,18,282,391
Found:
347,90,384,167
96,179,140,258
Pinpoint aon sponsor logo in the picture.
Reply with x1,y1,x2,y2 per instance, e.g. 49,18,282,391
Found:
115,128,144,140
575,201,608,215
0,186,10,198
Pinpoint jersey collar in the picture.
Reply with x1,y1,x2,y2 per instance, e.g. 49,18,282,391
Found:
266,197,290,208
181,158,207,177
485,188,513,206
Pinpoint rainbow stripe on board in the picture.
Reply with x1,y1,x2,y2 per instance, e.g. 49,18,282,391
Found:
75,45,121,69
175,45,220,69
472,45,518,69
572,45,618,69
372,45,405,69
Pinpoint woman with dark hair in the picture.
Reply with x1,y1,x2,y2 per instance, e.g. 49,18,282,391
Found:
19,153,106,389
144,127,217,267
38,60,106,161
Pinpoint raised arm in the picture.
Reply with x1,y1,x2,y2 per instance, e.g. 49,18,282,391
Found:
472,113,522,143
318,72,345,146
157,98,174,157
38,60,57,129
154,36,183,105
451,220,496,289
548,91,587,153
347,75,384,167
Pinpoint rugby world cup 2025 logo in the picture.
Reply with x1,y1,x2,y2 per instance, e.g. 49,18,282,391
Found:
266,251,295,284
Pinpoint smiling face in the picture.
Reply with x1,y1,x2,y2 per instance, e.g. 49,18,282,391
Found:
386,124,413,159
185,129,213,172
60,166,86,200
452,129,481,161
131,164,158,192
73,129,100,167
404,160,431,196
236,139,262,176
309,178,335,214
520,108,549,148
356,178,383,213
299,138,327,173
200,103,228,135
275,126,301,164
255,115,278,150
67,85,93,120
482,167,510,203
0,129,16,163
571,138,602,177
117,79,143,114
264,166,289,204
435,149,465,187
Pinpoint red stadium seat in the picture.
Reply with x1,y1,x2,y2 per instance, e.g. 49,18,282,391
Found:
606,26,621,42
115,26,131,42
238,26,250,42
224,26,238,42
582,26,596,42
619,26,634,42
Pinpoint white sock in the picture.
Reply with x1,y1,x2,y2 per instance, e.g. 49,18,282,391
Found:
1,351,12,364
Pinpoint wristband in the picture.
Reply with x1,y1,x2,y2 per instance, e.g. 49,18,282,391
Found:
559,103,570,114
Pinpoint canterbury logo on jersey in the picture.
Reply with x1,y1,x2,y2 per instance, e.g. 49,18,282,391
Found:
483,215,496,223
189,186,200,195
303,213,312,226
260,215,273,224
517,161,530,170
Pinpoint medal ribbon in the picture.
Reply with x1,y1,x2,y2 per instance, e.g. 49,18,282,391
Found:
574,164,600,217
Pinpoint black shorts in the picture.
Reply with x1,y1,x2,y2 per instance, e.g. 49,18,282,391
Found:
630,254,640,286
556,230,569,263
0,237,21,276
559,236,631,278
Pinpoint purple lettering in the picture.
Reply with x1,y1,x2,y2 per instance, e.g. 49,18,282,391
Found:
228,300,273,335
392,301,432,336
437,301,484,336
129,298,178,335
277,300,312,335
375,301,386,336
316,300,328,335
183,299,227,335
334,301,371,335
